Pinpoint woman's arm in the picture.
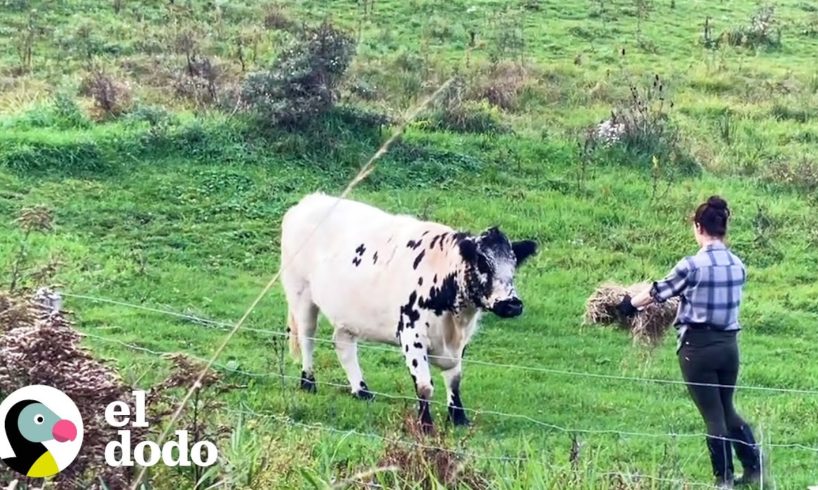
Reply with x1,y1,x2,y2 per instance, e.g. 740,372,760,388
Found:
617,258,693,316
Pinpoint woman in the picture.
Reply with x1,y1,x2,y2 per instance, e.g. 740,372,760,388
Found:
615,196,761,488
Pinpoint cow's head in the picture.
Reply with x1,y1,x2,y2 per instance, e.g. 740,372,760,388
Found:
458,226,537,318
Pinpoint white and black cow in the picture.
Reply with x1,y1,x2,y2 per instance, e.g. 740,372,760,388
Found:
279,192,537,430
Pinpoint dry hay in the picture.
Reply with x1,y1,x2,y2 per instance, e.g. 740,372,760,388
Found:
0,288,147,490
584,282,679,346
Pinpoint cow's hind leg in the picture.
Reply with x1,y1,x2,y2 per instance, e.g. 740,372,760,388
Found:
333,328,373,400
283,274,320,393
442,364,469,426
399,321,434,433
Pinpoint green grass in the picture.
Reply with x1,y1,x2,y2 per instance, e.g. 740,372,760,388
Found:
2,0,818,488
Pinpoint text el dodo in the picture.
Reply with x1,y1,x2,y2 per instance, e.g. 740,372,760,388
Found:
104,391,218,468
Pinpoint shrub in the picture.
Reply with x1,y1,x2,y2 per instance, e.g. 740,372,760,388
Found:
720,4,781,49
242,20,356,128
423,77,510,134
486,6,526,63
8,93,92,130
763,158,818,194
173,56,223,107
469,60,535,112
582,74,695,173
52,93,91,128
79,69,132,119
263,3,296,31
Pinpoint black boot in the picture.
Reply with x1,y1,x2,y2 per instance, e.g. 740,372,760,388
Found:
706,437,734,488
730,425,761,486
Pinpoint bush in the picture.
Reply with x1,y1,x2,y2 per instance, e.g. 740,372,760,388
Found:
2,94,91,130
79,69,132,119
720,4,781,49
763,159,818,194
422,76,510,134
582,74,696,174
469,61,536,112
242,20,356,128
263,3,296,31
173,56,223,107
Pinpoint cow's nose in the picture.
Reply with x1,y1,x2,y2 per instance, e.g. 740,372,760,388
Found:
492,298,523,318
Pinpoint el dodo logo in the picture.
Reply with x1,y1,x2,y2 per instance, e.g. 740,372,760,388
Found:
0,385,83,478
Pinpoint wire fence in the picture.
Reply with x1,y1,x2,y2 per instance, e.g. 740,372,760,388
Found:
77,328,818,454
228,406,721,489
59,330,765,489
63,292,818,396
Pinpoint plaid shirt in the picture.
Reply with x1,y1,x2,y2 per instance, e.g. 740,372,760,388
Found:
650,241,746,331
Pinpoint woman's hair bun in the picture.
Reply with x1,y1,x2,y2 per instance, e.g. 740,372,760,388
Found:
707,196,728,212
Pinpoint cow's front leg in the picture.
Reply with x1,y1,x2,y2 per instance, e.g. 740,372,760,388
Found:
333,328,373,400
399,326,434,433
442,364,469,427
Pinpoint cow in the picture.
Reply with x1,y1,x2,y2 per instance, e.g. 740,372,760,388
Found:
279,192,537,431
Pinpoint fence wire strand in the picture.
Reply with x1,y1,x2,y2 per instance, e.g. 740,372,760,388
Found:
63,292,818,396
79,330,818,454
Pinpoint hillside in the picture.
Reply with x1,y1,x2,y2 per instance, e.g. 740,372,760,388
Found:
1,0,817,488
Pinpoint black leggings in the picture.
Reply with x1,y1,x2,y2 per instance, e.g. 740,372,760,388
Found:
678,328,747,438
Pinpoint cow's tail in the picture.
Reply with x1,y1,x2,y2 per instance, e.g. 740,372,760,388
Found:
288,309,301,360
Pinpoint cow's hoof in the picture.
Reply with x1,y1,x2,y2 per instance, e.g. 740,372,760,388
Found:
353,389,374,401
448,407,470,427
300,371,317,393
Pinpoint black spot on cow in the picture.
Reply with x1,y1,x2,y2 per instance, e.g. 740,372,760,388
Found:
397,291,421,335
418,277,423,286
352,244,366,267
415,333,419,338
419,272,460,315
440,232,451,249
373,251,378,264
422,230,430,236
407,239,423,250
405,345,409,353
413,342,423,349
412,359,418,368
413,250,426,269
433,274,438,284
423,355,427,361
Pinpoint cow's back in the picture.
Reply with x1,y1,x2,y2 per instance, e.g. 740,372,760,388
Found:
280,193,455,343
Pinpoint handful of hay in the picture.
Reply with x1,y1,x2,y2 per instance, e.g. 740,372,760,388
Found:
584,282,679,346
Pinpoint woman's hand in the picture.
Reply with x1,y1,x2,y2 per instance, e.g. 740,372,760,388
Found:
616,295,639,316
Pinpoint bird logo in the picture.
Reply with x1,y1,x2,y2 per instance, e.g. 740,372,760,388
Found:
0,385,83,479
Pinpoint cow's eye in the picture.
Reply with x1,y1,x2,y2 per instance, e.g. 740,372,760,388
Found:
34,414,45,425
476,255,491,275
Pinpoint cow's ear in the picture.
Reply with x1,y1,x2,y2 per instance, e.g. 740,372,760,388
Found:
459,238,478,263
512,240,537,266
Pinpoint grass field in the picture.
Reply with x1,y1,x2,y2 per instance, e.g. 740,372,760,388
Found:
2,0,818,488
